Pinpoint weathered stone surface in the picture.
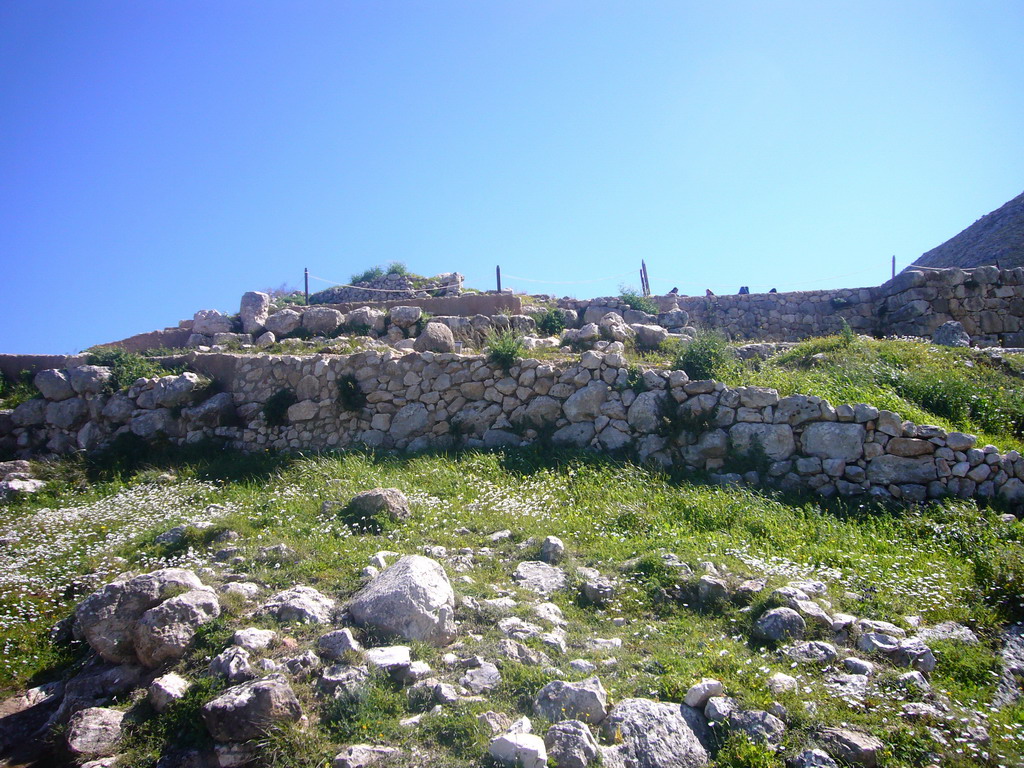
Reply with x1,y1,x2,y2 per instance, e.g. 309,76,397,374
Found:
729,422,795,461
730,709,785,747
415,322,456,353
816,728,883,768
133,587,221,667
801,422,865,462
209,646,255,683
389,305,423,329
513,561,568,595
317,628,363,660
684,678,724,709
933,320,970,347
332,744,401,768
866,455,937,485
202,674,302,743
303,307,344,335
149,673,191,712
489,731,547,768
240,291,271,335
258,586,337,624
599,698,708,768
265,308,302,336
193,309,235,335
540,535,565,564
348,555,456,645
563,382,608,422
345,488,411,524
46,398,88,429
66,707,124,756
390,403,430,441
534,677,609,724
753,607,805,642
34,369,74,401
75,568,207,664
544,720,599,768
627,391,666,433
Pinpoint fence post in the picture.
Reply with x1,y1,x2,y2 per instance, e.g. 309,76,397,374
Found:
496,265,502,294
304,268,309,304
891,256,895,280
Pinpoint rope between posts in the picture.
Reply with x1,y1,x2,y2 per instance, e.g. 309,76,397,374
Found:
501,269,636,285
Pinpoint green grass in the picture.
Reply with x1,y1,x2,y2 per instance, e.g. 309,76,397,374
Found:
0,369,38,408
4,441,1023,766
619,286,659,315
85,347,186,391
485,329,526,371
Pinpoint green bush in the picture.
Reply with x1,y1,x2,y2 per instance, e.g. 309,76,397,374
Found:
537,308,567,336
263,388,297,427
85,347,181,391
619,286,659,315
674,329,730,381
485,329,525,371
0,370,39,408
350,261,409,285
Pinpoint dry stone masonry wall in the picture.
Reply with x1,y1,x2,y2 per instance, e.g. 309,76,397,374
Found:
4,349,1023,511
560,266,1024,345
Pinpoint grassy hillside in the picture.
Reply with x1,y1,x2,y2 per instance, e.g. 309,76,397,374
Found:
2,444,1022,767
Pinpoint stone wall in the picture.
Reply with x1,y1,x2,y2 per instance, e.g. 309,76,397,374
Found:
3,351,1022,510
559,266,1024,345
309,272,463,304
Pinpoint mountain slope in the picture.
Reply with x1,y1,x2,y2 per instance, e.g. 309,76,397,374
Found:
913,190,1024,270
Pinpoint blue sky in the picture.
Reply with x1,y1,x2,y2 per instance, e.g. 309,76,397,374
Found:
2,1,1022,354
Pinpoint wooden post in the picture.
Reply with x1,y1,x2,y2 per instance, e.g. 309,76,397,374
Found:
641,260,651,296
496,265,502,294
304,268,309,304
891,255,895,280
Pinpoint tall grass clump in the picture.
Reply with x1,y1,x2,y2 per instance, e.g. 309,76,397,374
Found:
485,329,525,371
619,286,658,315
0,370,39,408
674,329,730,381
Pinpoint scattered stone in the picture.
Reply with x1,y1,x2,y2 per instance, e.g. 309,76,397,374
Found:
843,658,875,676
415,322,456,353
816,728,883,768
544,719,600,768
202,674,303,743
348,555,456,646
684,678,724,709
317,628,363,660
232,627,277,651
754,607,805,642
461,662,502,693
534,677,609,725
767,672,798,694
133,587,221,667
600,698,708,768
332,745,401,768
259,586,337,624
541,536,566,564
66,707,124,757
148,672,191,713
704,695,738,723
730,709,786,747
489,731,547,768
499,639,551,667
209,646,255,683
364,645,412,672
345,488,412,526
784,641,838,664
788,749,839,768
933,320,970,347
533,602,567,626
513,561,568,595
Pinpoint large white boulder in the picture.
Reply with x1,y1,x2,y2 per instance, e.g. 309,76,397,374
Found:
347,555,456,646
132,588,221,667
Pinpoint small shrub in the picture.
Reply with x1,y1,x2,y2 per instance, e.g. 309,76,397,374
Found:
622,364,648,394
839,317,856,346
619,286,659,315
0,370,39,408
537,308,567,336
486,329,525,371
350,265,385,285
263,389,297,427
337,374,366,411
712,731,783,767
674,329,729,381
86,347,178,391
385,260,408,276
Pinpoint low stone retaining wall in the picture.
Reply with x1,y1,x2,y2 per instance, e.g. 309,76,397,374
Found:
3,351,1022,510
560,266,1024,345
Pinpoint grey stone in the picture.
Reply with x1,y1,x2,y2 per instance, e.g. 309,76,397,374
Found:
209,646,255,683
627,391,666,433
816,728,883,767
264,308,302,336
535,677,609,725
730,709,786,747
240,291,271,335
788,749,839,768
34,369,74,401
345,488,411,524
202,674,302,743
729,422,796,461
317,628,363,660
599,698,708,768
461,662,501,693
513,561,568,595
133,587,221,667
489,732,547,768
46,398,88,429
563,382,609,422
302,307,344,335
545,720,600,768
148,672,191,713
933,320,970,347
258,586,336,624
801,422,865,462
333,745,401,768
348,555,456,645
75,568,207,664
192,309,235,335
753,607,805,642
389,306,423,328
540,536,566,564
390,403,430,441
415,322,456,353
66,707,124,756
866,455,937,485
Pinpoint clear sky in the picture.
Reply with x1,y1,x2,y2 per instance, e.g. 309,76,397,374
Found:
2,1,1022,354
